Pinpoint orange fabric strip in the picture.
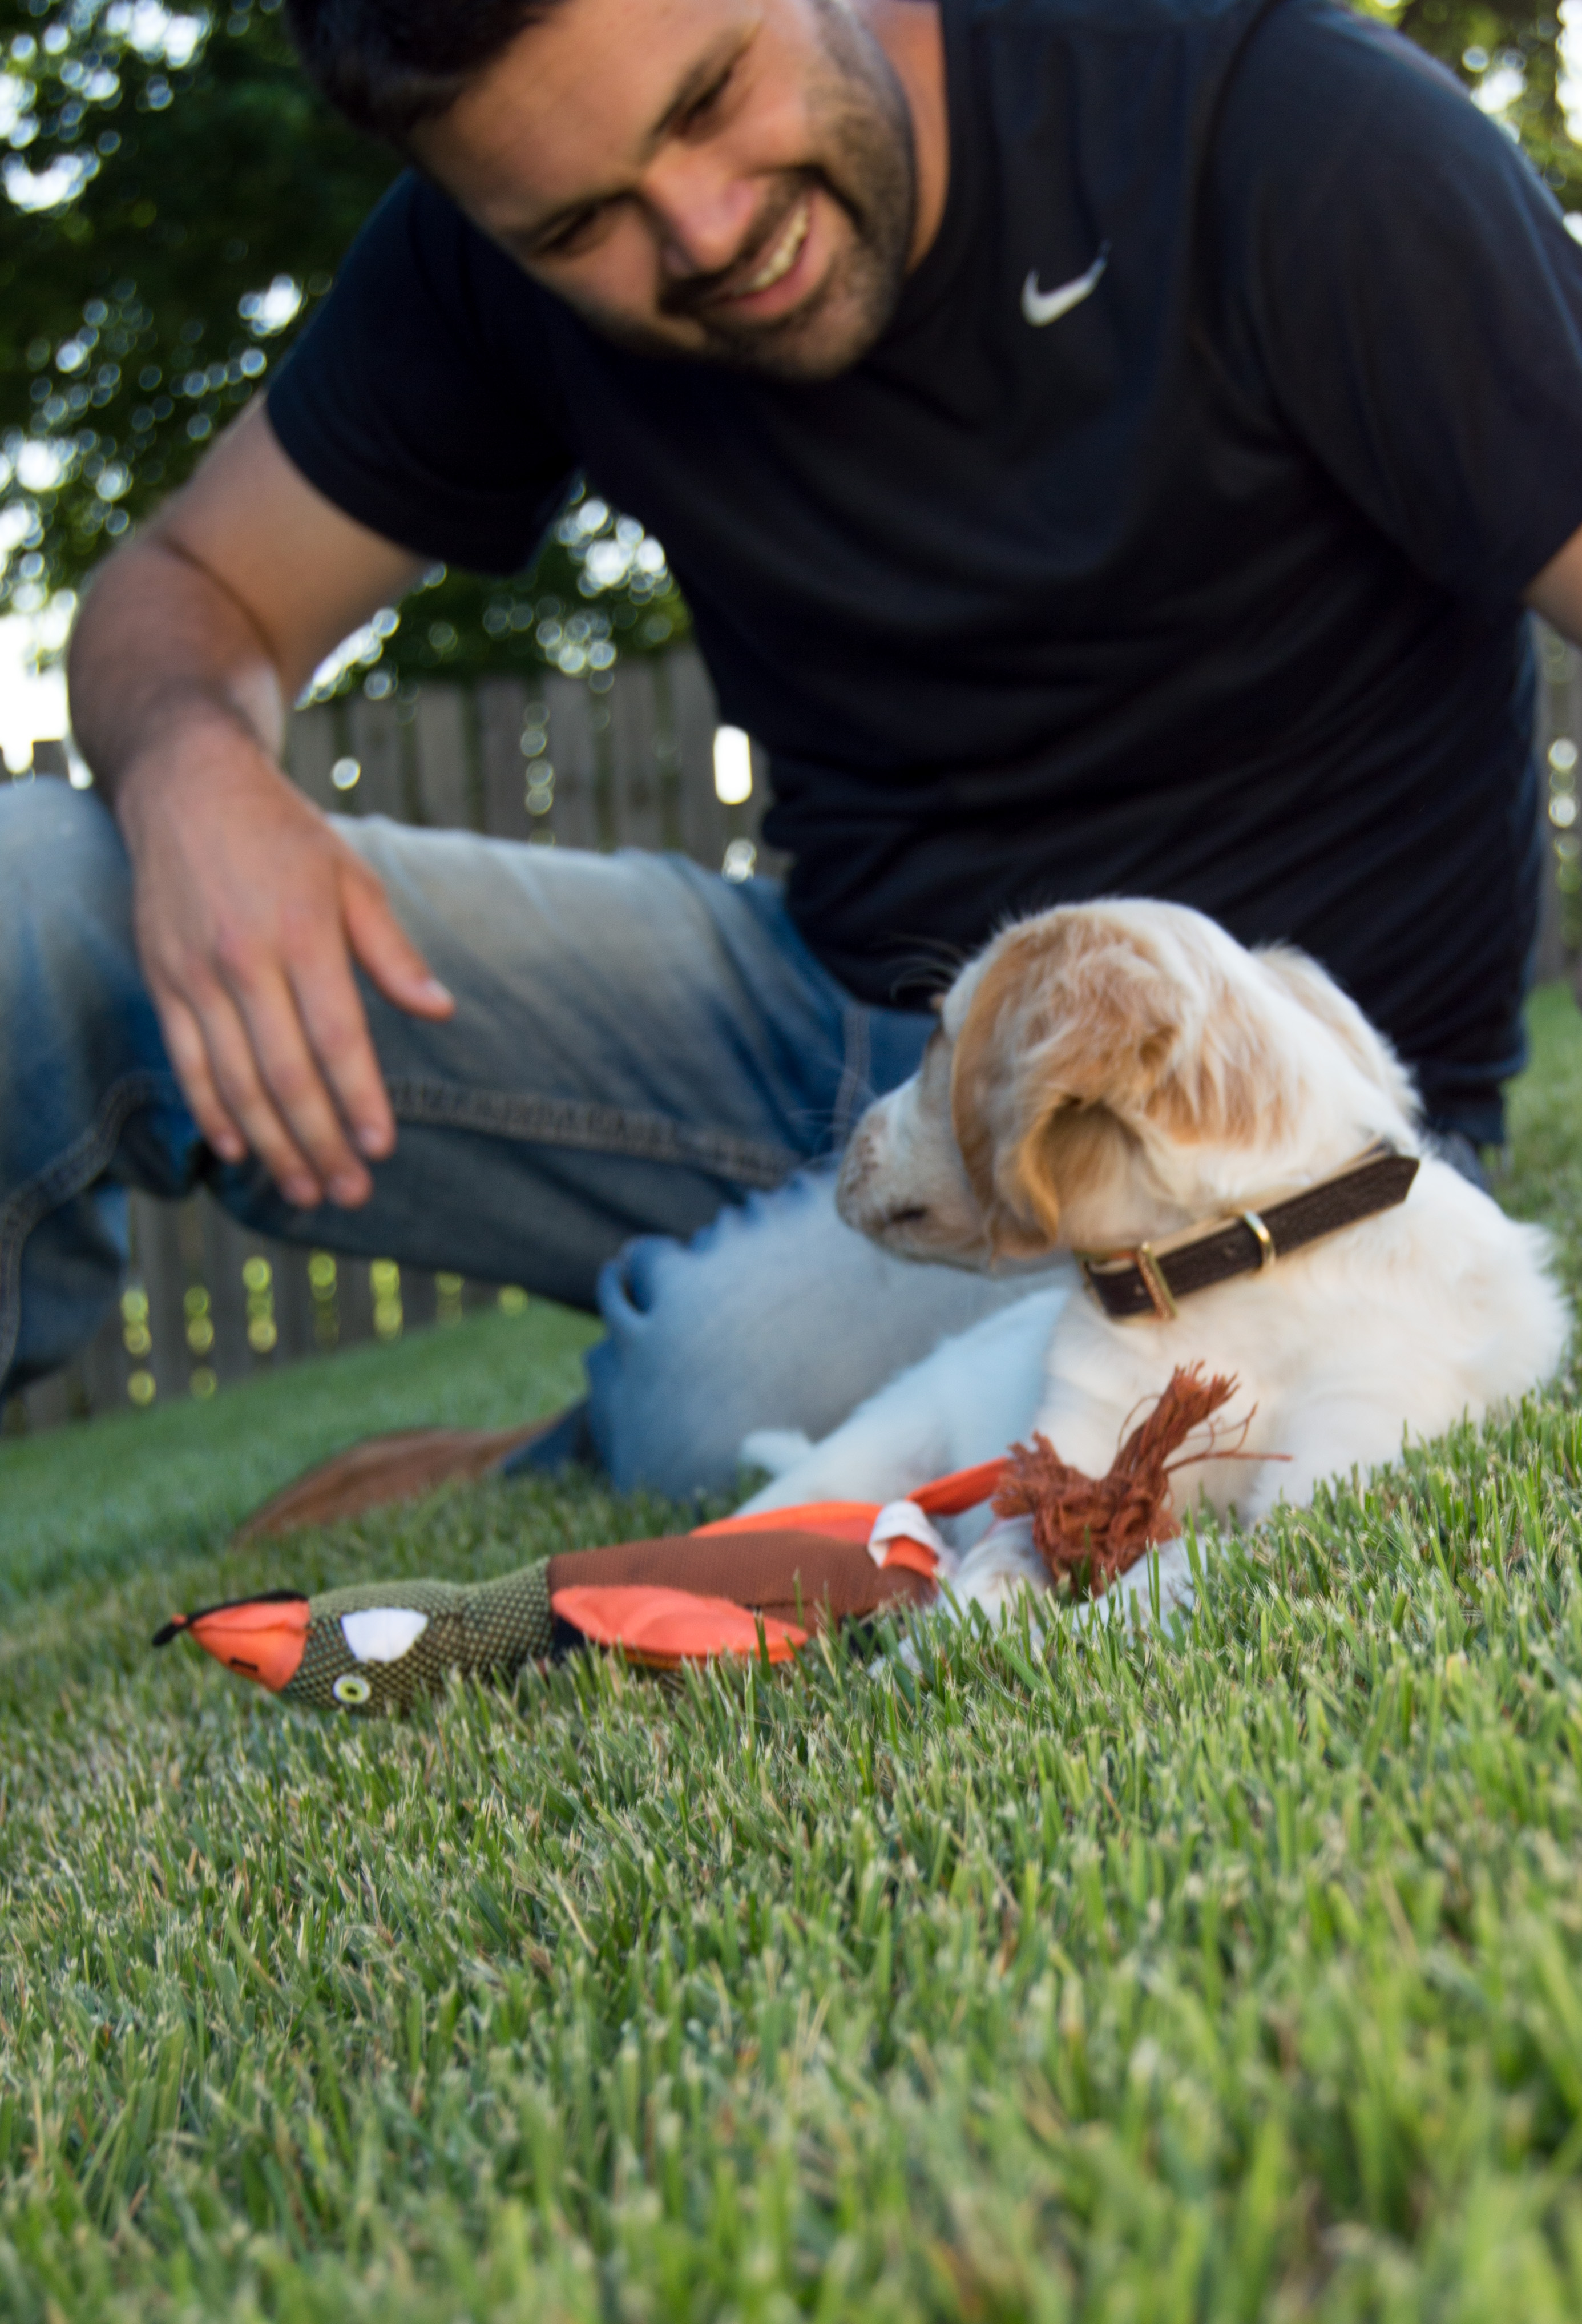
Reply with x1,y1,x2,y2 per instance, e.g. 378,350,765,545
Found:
913,1460,1009,1517
692,1464,1007,1548
876,1535,940,1578
552,1584,810,1667
693,1500,880,1544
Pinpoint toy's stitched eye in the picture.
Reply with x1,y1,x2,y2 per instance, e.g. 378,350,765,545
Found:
332,1672,373,1707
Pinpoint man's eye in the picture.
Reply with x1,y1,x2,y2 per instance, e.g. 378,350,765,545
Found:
538,207,604,259
681,63,735,130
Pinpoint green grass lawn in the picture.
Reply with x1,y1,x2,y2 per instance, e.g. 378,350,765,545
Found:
5,992,1582,2318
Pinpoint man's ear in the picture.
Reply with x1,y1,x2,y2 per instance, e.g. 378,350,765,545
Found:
949,914,1183,1256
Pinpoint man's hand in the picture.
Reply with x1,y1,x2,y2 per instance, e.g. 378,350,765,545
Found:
68,401,446,1206
118,718,454,1209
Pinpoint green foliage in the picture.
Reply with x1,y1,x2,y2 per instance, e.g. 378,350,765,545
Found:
0,2,389,586
300,496,693,704
0,0,690,687
1,986,1581,2314
1365,0,1582,208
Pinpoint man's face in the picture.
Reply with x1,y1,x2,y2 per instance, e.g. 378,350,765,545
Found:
413,0,919,381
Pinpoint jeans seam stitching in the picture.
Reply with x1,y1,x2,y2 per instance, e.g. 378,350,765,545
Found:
0,1068,175,1387
831,1007,870,1155
383,1078,797,1189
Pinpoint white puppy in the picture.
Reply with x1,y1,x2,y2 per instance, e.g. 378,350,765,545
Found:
738,901,1569,1622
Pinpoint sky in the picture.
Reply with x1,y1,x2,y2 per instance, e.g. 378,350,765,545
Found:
0,603,73,775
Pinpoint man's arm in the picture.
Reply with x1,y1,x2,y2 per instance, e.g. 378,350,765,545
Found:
1526,526,1582,645
70,400,454,1210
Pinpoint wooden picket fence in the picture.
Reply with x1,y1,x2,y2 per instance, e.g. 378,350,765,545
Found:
284,647,776,869
4,628,1580,1437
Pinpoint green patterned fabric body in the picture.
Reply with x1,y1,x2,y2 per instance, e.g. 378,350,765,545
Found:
281,1564,555,1715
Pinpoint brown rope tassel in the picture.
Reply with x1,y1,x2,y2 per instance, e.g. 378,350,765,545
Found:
992,1365,1242,1596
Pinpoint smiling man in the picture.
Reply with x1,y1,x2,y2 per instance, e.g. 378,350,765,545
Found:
413,0,934,371
7,0,1582,1499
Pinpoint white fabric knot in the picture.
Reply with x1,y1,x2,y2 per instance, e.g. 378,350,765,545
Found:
866,1500,960,1578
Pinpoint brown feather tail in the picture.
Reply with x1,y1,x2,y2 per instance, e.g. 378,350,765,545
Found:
991,1364,1241,1596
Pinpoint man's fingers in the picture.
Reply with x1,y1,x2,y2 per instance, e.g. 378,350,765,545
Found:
158,992,248,1165
226,965,377,1205
341,863,455,1021
285,940,397,1165
188,978,334,1208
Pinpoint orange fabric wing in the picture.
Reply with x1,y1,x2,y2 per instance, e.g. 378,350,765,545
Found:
551,1584,809,1669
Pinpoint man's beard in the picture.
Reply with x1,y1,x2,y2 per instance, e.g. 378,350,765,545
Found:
579,2,917,381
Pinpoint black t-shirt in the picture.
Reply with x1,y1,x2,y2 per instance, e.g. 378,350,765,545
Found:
269,0,1582,1127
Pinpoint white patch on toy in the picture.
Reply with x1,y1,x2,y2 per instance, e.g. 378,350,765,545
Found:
340,1606,430,1663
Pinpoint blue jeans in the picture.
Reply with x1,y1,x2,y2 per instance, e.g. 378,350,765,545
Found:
0,781,1035,1491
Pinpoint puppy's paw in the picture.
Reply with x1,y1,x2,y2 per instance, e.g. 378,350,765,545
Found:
949,1516,1051,1624
738,1428,814,1477
1079,1538,1196,1632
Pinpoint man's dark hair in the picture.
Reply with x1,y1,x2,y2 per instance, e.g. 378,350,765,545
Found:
283,0,555,142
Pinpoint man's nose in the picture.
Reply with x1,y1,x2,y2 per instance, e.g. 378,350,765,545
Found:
642,149,765,281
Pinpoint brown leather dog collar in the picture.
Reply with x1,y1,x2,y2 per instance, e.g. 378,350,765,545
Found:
1076,1141,1421,1322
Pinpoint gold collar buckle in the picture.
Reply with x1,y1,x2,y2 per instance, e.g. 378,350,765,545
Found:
1131,1242,1180,1320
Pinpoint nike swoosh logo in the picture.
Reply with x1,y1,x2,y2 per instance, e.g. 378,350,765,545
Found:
1021,244,1110,328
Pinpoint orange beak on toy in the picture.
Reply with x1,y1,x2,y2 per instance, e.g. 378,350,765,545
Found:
152,1590,310,1691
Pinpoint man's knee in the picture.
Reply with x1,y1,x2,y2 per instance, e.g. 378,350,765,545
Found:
584,1169,1036,1494
0,780,134,992
0,778,178,1193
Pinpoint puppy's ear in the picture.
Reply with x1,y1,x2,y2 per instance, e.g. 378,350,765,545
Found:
949,914,1183,1256
1257,945,1421,1122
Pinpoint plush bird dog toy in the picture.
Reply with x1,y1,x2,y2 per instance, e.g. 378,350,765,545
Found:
154,1370,1234,1714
